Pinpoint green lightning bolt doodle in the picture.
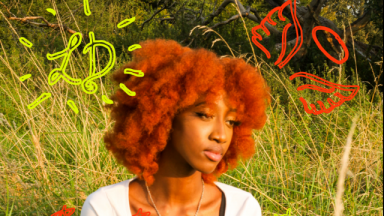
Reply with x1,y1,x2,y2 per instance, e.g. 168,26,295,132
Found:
46,32,82,86
82,31,116,94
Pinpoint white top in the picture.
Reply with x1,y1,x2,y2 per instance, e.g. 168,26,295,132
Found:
81,177,262,216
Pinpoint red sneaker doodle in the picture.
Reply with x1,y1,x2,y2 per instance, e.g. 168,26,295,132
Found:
133,208,151,216
289,72,360,115
51,205,75,216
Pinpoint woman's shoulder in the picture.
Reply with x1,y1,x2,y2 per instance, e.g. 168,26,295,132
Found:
214,181,262,216
80,179,132,216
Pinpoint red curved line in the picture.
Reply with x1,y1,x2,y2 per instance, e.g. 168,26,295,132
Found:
278,0,303,68
275,23,292,65
278,1,291,21
290,72,360,89
252,36,271,58
297,84,335,93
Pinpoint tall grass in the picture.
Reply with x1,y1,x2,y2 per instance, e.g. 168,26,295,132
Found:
0,2,382,216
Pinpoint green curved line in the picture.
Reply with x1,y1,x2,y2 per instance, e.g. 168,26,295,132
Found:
120,83,136,96
102,95,114,104
67,100,79,114
128,44,141,52
124,68,144,77
20,74,32,82
19,37,33,48
27,93,51,109
46,8,56,16
117,17,135,28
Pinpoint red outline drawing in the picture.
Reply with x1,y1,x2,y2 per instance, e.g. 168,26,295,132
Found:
312,26,349,65
289,72,360,115
51,205,75,216
251,0,303,69
133,208,151,216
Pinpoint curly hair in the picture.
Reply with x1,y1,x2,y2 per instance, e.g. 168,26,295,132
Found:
104,39,270,185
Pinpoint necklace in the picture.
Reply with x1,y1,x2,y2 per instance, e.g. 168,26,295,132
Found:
145,179,205,216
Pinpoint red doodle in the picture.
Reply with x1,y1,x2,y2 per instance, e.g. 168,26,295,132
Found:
133,208,151,216
251,0,303,69
312,26,349,65
51,205,75,216
289,72,360,115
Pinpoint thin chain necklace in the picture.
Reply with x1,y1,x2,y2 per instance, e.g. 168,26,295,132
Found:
145,179,205,216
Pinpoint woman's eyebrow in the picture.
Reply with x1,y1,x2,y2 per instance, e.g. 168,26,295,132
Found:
194,102,206,107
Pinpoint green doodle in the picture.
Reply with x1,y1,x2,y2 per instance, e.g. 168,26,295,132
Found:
102,95,114,104
46,8,56,16
46,32,82,86
120,83,136,96
274,208,291,216
117,17,135,28
20,74,32,82
19,37,33,48
128,44,141,52
27,93,51,109
84,0,91,16
82,31,116,94
124,68,144,77
67,100,79,114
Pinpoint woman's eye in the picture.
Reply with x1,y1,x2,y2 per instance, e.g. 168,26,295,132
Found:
196,112,212,119
228,120,241,127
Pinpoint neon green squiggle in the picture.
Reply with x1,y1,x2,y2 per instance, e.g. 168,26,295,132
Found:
82,31,116,94
124,68,144,77
20,74,32,82
46,32,82,86
128,44,141,52
27,93,51,109
67,100,79,114
117,17,135,28
102,95,113,104
46,8,56,16
84,0,91,16
19,37,33,48
120,83,136,96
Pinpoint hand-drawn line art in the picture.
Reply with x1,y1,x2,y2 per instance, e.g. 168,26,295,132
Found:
128,44,142,52
102,95,114,104
120,83,136,96
67,100,79,114
46,32,83,86
46,8,56,16
312,26,349,65
51,205,75,216
83,0,91,16
124,68,144,77
82,31,116,94
20,74,32,82
132,208,151,216
117,17,136,28
290,72,360,115
251,0,302,69
27,93,51,110
19,37,33,48
273,208,291,216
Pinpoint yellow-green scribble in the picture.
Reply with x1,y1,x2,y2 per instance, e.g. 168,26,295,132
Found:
67,100,79,114
84,0,91,16
124,68,144,77
20,74,32,82
102,95,114,104
46,8,56,16
120,83,136,96
117,17,135,28
46,32,82,86
27,93,51,109
82,31,116,94
273,208,291,216
19,37,33,48
128,44,141,52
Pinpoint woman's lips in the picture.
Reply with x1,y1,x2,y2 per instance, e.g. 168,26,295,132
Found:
204,151,222,162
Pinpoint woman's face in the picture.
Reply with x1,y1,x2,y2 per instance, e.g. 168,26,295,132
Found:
168,92,239,174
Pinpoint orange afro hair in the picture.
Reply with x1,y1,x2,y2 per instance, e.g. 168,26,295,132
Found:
104,39,270,185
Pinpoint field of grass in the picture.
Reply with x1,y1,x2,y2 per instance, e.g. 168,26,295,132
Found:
0,1,383,215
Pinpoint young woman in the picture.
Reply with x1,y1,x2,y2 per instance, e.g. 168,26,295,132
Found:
81,39,270,216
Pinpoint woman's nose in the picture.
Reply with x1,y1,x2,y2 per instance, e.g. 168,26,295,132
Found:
209,118,227,144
